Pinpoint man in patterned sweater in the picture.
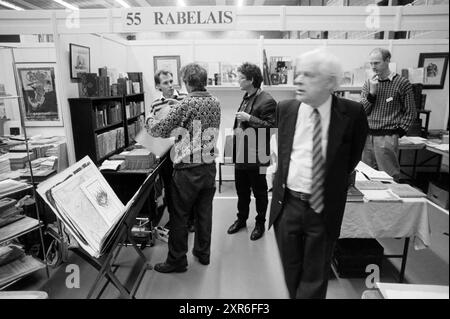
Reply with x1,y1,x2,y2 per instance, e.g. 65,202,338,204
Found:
360,48,416,182
146,63,221,273
150,70,196,232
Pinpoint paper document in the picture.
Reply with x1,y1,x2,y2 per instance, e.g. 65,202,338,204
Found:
135,129,174,158
99,160,123,171
356,161,393,181
376,283,449,299
361,189,402,202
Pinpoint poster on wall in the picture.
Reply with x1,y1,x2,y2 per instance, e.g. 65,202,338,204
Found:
70,43,90,80
15,62,63,127
153,56,181,87
418,52,449,89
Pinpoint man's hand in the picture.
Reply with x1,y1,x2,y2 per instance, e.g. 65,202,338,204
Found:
369,76,378,95
236,111,251,122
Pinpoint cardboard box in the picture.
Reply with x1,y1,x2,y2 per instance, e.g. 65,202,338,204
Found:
428,182,449,209
332,239,384,278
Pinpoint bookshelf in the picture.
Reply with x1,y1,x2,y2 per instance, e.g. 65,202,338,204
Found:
68,93,145,164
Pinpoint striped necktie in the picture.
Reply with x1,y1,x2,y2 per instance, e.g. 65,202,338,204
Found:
310,108,325,214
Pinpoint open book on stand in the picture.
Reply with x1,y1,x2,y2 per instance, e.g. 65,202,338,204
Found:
37,156,145,258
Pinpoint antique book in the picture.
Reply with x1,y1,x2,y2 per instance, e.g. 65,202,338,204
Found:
37,156,128,258
387,183,426,198
355,180,388,190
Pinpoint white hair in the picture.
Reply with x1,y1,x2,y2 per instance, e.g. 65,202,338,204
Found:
296,48,343,91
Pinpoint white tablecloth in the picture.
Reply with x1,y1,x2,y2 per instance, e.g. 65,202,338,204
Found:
340,198,431,250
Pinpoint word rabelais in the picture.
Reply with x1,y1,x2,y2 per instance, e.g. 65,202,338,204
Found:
154,10,233,25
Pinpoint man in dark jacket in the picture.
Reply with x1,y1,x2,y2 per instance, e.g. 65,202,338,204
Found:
227,62,276,241
269,49,368,298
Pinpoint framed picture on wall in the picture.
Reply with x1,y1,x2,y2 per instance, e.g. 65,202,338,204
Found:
15,62,63,127
153,55,181,87
418,52,449,89
70,43,90,79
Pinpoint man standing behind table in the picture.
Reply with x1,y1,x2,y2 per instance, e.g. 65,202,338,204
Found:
360,48,416,182
269,49,368,298
150,70,195,233
226,62,276,241
147,63,221,273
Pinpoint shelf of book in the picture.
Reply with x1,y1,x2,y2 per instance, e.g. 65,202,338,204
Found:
94,121,123,134
125,93,145,99
126,112,145,123
0,216,42,245
69,92,145,164
73,95,123,102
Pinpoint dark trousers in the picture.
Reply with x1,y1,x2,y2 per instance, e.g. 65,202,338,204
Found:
235,167,268,225
166,164,216,267
274,191,336,299
160,156,194,227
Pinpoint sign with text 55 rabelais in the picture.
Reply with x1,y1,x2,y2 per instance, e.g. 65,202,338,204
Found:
122,7,236,32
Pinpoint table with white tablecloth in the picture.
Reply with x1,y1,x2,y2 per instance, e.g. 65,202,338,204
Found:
339,198,431,282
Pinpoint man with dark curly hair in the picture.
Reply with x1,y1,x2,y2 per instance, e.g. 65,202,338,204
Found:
147,63,221,273
226,62,276,241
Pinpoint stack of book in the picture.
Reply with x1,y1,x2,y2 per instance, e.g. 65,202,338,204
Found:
6,152,34,170
127,117,145,143
95,127,125,160
95,102,122,129
387,183,426,198
355,180,388,191
0,198,23,228
0,155,11,175
20,157,57,181
0,245,45,288
9,144,54,159
0,179,30,197
125,101,144,119
347,186,365,202
127,72,143,94
124,149,155,170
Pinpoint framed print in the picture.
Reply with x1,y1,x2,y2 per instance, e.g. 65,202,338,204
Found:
153,55,181,87
15,62,63,127
70,43,90,79
418,52,449,89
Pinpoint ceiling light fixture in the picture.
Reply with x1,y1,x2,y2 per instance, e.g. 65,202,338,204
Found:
177,0,186,7
115,0,131,8
0,0,24,10
52,0,79,11
237,0,245,6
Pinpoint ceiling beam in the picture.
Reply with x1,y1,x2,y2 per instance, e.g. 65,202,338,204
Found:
134,0,150,6
92,0,113,8
11,0,42,9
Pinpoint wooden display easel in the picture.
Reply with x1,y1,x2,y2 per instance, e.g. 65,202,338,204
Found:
71,157,165,299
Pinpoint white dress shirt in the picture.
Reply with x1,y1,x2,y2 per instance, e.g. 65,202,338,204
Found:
286,95,332,194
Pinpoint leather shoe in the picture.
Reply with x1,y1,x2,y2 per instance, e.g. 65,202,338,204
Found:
192,250,210,265
154,262,187,273
250,224,265,241
227,219,246,234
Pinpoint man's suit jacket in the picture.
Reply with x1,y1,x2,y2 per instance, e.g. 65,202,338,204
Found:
269,95,369,239
232,90,276,168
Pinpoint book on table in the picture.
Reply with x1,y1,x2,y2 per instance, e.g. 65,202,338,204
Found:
387,183,426,198
360,189,402,202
